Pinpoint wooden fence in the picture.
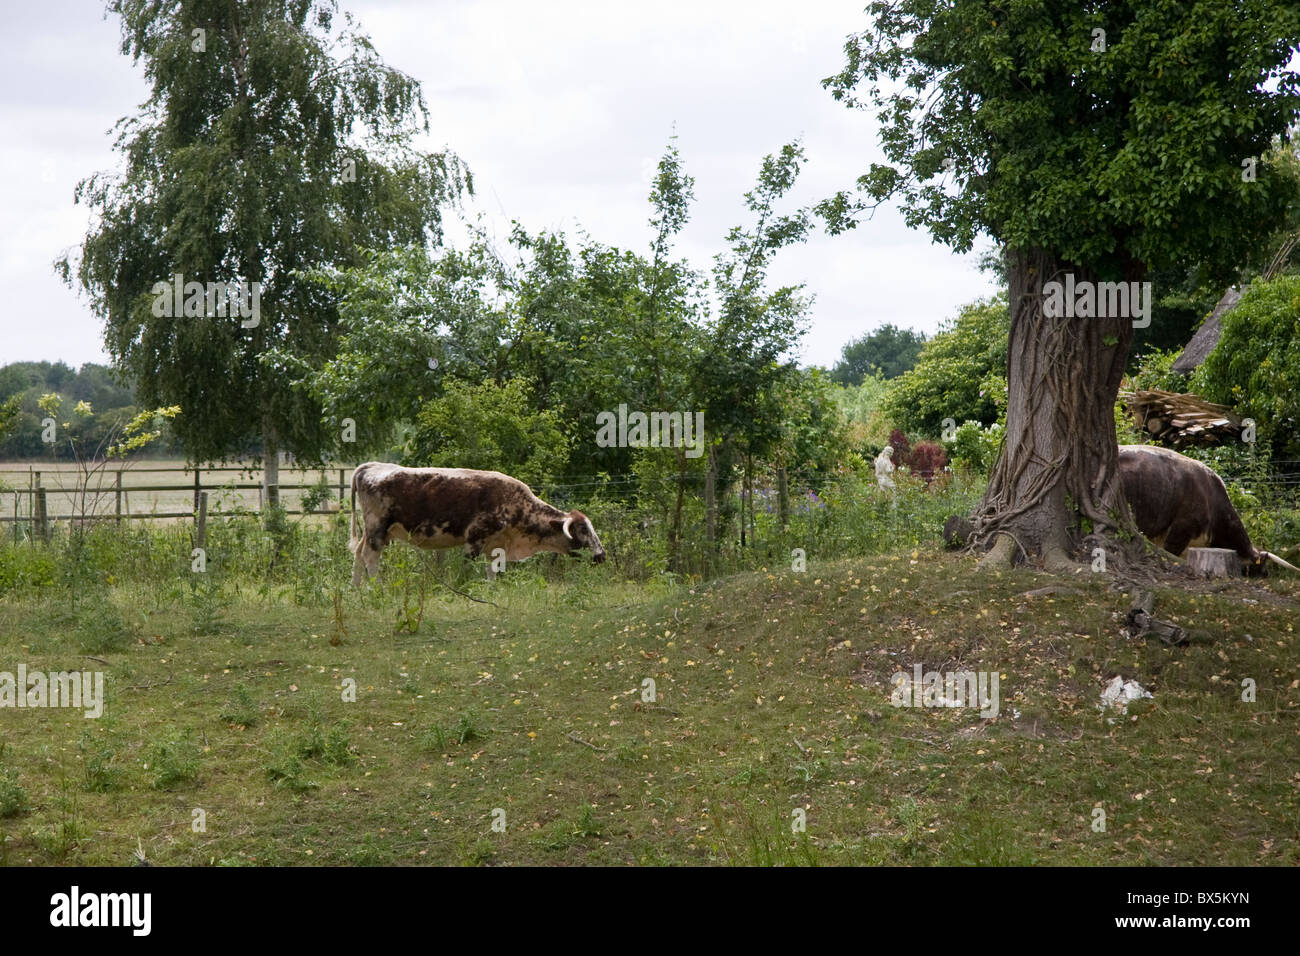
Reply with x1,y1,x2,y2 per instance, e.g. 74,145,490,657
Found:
0,463,357,542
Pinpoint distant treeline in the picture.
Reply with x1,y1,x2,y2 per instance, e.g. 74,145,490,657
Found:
0,361,174,460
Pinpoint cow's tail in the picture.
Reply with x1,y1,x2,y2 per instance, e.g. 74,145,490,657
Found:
349,466,362,555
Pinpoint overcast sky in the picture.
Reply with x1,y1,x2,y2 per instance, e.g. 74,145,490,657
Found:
0,0,999,373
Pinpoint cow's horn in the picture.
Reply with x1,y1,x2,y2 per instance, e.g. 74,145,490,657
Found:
1262,551,1300,573
562,515,574,539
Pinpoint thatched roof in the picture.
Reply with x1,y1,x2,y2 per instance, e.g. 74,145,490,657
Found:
1171,286,1241,373
1121,388,1241,447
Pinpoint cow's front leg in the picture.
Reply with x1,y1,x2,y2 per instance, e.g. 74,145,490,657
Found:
351,547,367,587
352,526,386,587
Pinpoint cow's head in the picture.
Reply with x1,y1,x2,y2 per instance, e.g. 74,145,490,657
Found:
561,510,606,563
1246,549,1300,577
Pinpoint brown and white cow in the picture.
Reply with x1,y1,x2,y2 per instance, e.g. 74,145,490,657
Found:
1117,444,1297,575
349,462,605,586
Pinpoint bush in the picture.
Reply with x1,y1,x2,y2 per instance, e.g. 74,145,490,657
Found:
947,420,1004,474
0,766,30,818
1193,274,1300,458
408,377,570,486
905,440,948,482
882,295,1009,434
888,429,911,461
1126,347,1188,393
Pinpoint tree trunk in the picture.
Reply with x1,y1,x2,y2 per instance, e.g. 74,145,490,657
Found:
262,424,280,521
667,448,687,573
740,454,751,548
972,248,1136,571
704,445,717,548
776,465,789,531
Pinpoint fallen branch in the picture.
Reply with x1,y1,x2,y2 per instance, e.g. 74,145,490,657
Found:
127,672,174,690
1125,591,1188,646
564,732,608,752
435,577,501,608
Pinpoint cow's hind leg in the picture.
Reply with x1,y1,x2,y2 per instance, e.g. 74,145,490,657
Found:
1163,519,1199,559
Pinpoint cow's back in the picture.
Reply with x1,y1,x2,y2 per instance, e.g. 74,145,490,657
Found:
1117,444,1249,556
353,463,545,543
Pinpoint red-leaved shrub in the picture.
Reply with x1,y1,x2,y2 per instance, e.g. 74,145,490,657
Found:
905,440,948,483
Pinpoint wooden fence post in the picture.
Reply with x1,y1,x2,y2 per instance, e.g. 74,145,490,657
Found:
32,471,42,544
338,469,345,512
115,470,123,526
35,488,48,543
193,468,201,513
196,491,208,551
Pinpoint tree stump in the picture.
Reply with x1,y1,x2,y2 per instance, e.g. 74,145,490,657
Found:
1187,547,1238,577
942,515,974,550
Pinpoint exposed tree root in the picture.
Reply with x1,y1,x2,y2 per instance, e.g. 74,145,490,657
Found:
977,532,1021,571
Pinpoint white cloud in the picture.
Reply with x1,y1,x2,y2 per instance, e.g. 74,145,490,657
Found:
0,0,997,371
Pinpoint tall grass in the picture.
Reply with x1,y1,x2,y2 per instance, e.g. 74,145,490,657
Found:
0,473,986,597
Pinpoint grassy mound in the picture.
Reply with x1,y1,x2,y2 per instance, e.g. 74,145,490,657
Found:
0,548,1295,865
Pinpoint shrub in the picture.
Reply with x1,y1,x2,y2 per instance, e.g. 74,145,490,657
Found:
146,732,201,789
881,295,1009,434
408,377,570,486
0,766,30,818
1193,274,1300,458
905,440,948,482
947,420,1004,474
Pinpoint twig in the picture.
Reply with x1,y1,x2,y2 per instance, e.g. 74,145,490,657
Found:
127,672,174,690
84,656,109,665
564,732,608,752
435,577,500,608
793,737,809,756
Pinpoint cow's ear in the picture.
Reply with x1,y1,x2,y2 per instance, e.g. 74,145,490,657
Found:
561,515,574,539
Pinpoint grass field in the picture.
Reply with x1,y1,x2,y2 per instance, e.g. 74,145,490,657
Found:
0,529,1296,866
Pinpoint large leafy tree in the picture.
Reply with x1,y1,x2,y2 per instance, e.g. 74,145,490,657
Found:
700,143,812,545
60,0,467,501
825,0,1300,569
831,323,927,383
288,241,511,459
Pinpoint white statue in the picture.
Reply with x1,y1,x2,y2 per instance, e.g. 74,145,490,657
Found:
875,446,896,489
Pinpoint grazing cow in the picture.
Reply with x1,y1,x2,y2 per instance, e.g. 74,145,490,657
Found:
349,462,606,586
1117,444,1298,575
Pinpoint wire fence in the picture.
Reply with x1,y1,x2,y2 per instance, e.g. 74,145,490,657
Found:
4,453,1297,545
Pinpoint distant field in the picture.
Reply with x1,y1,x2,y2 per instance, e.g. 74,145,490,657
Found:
0,458,355,526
